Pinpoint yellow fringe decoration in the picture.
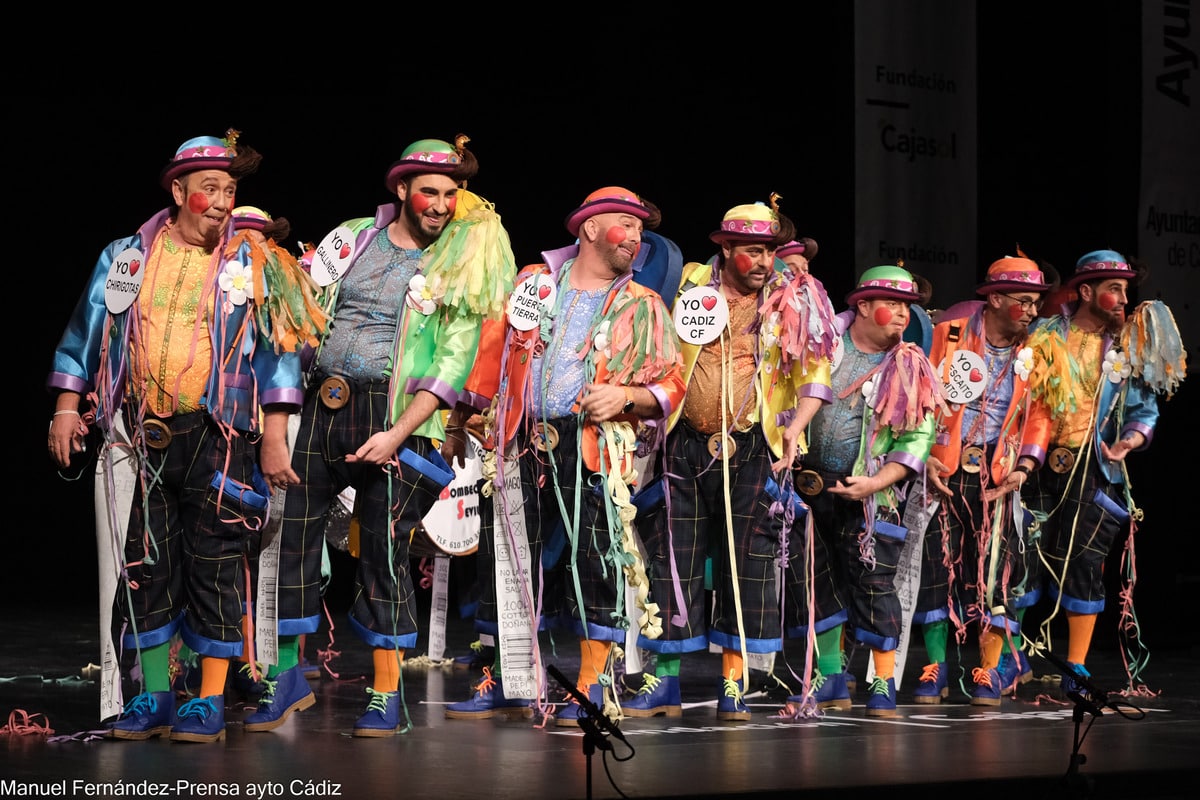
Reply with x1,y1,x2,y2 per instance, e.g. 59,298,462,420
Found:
1026,324,1077,415
599,420,662,640
421,189,517,321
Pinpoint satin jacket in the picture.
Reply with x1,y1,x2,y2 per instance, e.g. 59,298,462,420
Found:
928,307,1050,480
465,246,687,475
317,203,485,441
1026,313,1158,485
48,208,303,434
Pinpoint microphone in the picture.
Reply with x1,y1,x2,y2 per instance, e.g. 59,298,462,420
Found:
546,664,629,747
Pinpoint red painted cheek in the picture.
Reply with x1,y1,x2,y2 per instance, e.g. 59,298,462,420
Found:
410,194,432,213
1008,304,1026,321
1098,292,1119,310
734,253,753,274
446,196,457,215
873,306,893,326
187,193,210,214
606,226,626,244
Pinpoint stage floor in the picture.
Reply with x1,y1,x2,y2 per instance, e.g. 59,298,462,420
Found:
2,603,1197,800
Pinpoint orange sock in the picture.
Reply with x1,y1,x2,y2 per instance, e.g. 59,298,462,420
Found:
373,647,403,693
577,639,612,690
872,649,896,681
199,657,230,699
721,649,744,683
1066,611,1097,666
978,627,1004,671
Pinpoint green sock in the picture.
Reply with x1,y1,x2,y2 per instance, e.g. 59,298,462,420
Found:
923,620,949,664
491,651,502,678
816,625,844,677
176,642,197,666
140,642,172,694
1000,609,1026,655
655,653,681,678
269,635,300,677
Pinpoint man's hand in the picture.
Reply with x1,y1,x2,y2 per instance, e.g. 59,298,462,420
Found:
347,428,406,466
826,474,882,501
581,381,632,424
1100,433,1144,463
925,455,953,498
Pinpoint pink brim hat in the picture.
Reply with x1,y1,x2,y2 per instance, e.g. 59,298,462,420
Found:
565,187,649,236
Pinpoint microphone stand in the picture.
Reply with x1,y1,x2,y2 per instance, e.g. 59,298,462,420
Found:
547,664,613,800
1037,649,1118,797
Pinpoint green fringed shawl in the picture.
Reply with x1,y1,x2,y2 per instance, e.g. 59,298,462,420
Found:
420,189,517,322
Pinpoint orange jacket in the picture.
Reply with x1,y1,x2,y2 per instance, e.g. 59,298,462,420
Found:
463,262,686,476
928,310,1050,480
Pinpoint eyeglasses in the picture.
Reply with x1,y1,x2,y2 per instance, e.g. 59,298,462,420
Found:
998,293,1043,312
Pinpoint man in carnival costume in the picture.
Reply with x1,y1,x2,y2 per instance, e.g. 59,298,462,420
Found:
910,254,1054,705
1022,249,1184,700
47,131,324,742
775,237,818,279
242,135,516,737
622,199,837,720
440,187,685,728
779,264,942,718
168,205,331,703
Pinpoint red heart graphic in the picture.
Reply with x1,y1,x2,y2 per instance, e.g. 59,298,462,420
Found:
701,295,717,311
969,369,983,382
339,243,351,259
538,284,551,300
128,259,140,276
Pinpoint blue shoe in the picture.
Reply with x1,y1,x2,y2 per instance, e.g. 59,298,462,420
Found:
912,662,949,704
452,640,494,671
622,674,682,718
170,695,226,742
243,665,316,732
717,673,751,721
445,668,533,720
842,651,858,695
108,691,175,740
554,684,604,728
299,655,321,681
998,650,1033,689
788,671,851,711
865,676,897,717
353,687,402,737
1062,662,1092,699
230,662,267,701
970,666,1005,706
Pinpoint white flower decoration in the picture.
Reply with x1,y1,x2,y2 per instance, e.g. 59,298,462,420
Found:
761,311,781,350
862,378,877,406
593,320,612,355
218,260,251,307
1014,346,1034,381
406,273,438,315
1102,347,1131,383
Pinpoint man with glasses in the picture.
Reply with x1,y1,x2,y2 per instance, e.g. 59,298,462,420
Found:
911,254,1055,705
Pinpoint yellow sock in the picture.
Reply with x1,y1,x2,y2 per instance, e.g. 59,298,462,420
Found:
1066,611,1097,666
721,649,744,683
199,657,230,699
578,639,612,690
978,627,1004,671
872,649,896,681
373,647,403,693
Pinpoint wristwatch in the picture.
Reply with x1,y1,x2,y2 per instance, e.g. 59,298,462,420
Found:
622,386,636,414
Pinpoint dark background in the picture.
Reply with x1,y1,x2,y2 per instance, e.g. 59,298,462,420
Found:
11,4,1196,652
